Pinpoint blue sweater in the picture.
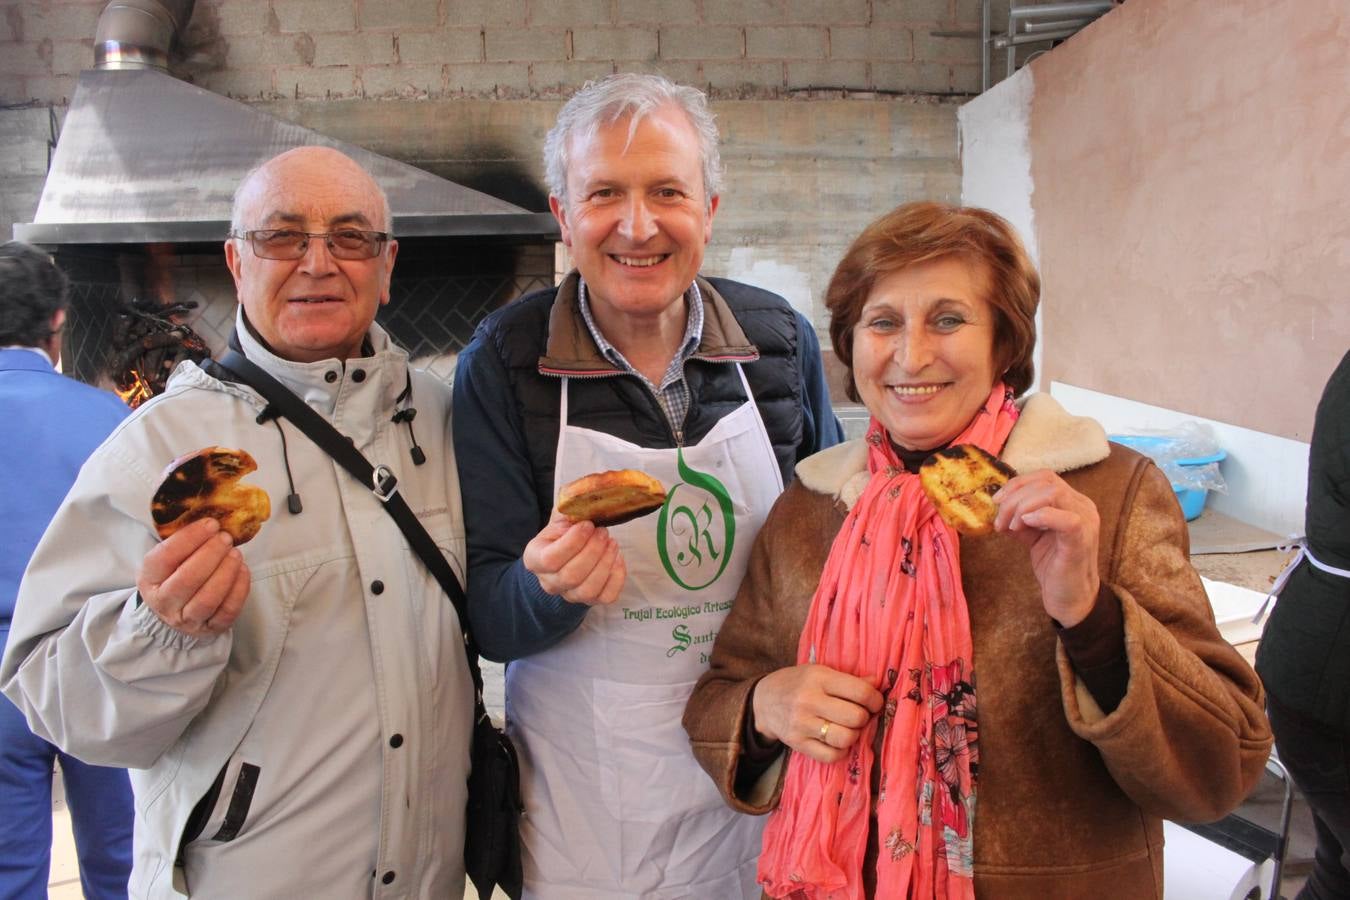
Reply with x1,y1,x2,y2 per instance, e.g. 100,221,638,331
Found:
0,348,128,647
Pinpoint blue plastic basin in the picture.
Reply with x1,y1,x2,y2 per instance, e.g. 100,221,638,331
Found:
1108,434,1226,521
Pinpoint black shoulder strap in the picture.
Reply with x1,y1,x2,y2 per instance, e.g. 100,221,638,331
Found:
208,336,489,714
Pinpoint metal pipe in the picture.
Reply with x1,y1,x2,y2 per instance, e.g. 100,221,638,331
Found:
993,28,1083,49
1005,9,1016,81
1022,17,1098,33
981,0,991,92
1009,1,1113,20
94,0,196,70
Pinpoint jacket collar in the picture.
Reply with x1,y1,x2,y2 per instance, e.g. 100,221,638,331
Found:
0,346,56,372
170,310,409,415
538,270,760,377
797,392,1110,510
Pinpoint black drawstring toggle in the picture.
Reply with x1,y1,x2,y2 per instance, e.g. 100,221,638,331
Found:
392,406,426,466
257,403,303,515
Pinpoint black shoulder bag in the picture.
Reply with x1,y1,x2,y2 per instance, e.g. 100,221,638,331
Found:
210,346,523,900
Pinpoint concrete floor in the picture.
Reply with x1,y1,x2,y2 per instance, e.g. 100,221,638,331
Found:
47,773,82,899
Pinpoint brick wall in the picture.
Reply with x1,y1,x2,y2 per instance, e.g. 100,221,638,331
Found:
1,0,1010,406
0,0,1001,105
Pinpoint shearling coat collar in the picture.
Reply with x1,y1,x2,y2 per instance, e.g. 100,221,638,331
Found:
796,391,1109,510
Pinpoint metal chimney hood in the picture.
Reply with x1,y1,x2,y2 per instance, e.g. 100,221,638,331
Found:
16,67,558,244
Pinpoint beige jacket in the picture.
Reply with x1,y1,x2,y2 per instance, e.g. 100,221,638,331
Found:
2,320,473,899
683,393,1272,899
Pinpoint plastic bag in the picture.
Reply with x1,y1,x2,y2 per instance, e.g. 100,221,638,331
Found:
1109,422,1228,495
1162,460,1226,494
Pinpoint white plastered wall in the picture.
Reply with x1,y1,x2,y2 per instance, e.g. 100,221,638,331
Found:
956,68,1308,536
957,67,1040,394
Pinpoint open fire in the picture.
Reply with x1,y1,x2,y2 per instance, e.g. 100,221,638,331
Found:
108,298,209,409
114,368,156,407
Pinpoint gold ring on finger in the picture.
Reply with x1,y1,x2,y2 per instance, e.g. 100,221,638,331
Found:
819,721,831,742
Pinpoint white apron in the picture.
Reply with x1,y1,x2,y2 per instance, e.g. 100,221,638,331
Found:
507,367,784,899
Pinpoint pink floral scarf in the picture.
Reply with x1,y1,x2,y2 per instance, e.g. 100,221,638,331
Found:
759,384,1020,900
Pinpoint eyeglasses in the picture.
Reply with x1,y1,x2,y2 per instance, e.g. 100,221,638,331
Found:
231,229,390,261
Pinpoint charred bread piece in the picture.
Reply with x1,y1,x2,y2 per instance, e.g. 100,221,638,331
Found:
557,469,667,527
919,444,1017,536
151,446,271,544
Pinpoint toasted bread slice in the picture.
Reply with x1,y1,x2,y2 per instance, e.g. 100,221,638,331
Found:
152,446,271,544
557,469,667,527
919,444,1017,536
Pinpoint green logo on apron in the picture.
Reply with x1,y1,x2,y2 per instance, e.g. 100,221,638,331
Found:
656,448,736,590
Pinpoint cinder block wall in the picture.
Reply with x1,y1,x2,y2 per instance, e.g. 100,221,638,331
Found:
0,0,992,103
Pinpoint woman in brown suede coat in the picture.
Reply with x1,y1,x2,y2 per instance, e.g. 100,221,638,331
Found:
682,202,1272,900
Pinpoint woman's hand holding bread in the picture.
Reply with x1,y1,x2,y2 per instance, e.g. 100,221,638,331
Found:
993,470,1101,628
920,444,1101,627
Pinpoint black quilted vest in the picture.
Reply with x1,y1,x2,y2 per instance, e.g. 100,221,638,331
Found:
476,277,807,522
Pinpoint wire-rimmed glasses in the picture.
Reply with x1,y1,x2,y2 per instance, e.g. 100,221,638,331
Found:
231,229,390,260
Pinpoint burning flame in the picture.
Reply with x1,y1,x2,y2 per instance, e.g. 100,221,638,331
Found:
115,369,155,409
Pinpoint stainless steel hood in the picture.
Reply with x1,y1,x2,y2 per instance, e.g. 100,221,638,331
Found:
15,67,558,244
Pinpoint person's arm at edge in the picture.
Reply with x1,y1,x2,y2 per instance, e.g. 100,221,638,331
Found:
452,330,588,663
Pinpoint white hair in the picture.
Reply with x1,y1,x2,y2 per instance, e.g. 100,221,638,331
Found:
229,147,393,237
543,73,723,206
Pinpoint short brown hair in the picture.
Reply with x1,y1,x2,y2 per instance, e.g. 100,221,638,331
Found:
826,201,1040,402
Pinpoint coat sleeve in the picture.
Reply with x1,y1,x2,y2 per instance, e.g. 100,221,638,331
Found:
1057,461,1273,823
451,330,588,663
793,310,845,459
684,481,830,813
0,436,231,769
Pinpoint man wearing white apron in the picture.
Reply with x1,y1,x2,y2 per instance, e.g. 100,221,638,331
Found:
453,74,843,898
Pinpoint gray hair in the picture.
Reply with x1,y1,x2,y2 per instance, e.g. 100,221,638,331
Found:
229,148,393,237
543,73,723,206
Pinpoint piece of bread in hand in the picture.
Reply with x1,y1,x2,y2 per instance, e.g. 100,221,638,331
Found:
557,469,667,527
151,447,271,544
919,444,1017,536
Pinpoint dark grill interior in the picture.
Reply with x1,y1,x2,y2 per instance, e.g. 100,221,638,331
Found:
51,240,556,389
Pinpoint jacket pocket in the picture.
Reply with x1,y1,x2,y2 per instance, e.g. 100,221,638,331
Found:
176,764,227,866
210,762,261,840
176,758,263,862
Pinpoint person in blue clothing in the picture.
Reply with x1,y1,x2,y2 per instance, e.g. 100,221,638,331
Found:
0,241,133,899
452,73,843,899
